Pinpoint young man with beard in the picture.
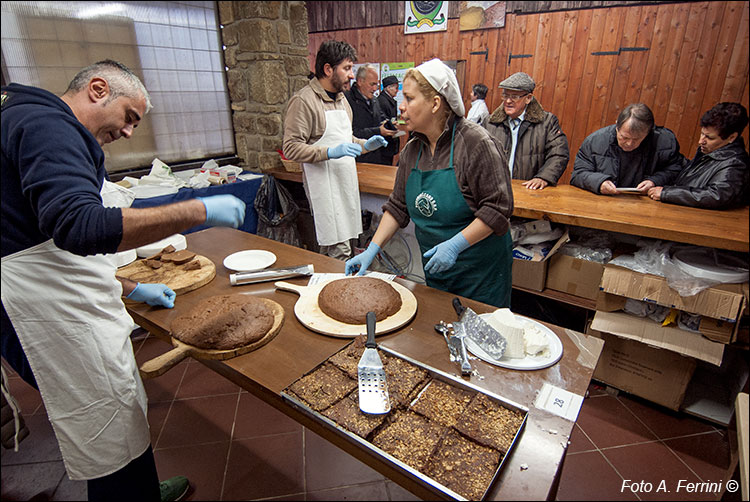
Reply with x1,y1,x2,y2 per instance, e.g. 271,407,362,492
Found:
283,40,387,259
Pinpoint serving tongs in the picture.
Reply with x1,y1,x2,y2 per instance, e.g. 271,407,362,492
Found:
357,311,391,414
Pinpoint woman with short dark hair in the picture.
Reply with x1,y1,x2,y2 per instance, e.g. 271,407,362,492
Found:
466,82,490,124
647,102,749,209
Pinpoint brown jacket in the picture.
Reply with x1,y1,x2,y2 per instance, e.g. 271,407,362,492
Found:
483,98,569,185
383,115,513,236
282,78,367,163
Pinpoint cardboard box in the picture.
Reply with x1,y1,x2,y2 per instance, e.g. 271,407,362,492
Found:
587,324,697,411
590,310,725,366
598,264,748,343
545,254,605,300
200,165,238,183
512,230,569,291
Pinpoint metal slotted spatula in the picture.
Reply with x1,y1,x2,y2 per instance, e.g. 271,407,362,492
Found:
357,311,391,415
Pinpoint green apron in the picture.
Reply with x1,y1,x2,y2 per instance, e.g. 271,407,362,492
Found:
405,122,512,308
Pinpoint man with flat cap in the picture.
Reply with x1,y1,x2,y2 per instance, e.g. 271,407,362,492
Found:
377,75,401,165
483,72,569,190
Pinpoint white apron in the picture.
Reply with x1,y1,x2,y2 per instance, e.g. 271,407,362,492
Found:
302,109,363,246
0,181,149,480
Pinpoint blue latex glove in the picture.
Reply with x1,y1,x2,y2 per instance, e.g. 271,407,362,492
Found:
423,232,470,274
328,143,362,159
198,194,246,228
127,283,176,308
364,135,388,151
345,241,381,276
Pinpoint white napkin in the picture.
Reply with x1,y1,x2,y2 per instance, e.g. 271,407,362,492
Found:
139,158,186,188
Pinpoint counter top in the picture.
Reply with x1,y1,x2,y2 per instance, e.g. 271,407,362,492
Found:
267,164,749,252
126,227,603,500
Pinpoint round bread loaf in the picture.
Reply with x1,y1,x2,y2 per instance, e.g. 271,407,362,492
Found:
317,277,402,325
171,294,275,350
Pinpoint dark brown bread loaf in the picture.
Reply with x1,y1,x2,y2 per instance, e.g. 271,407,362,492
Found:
170,294,274,350
317,277,402,324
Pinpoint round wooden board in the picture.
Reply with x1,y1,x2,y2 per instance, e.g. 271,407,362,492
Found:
139,297,284,378
275,278,417,337
117,253,216,296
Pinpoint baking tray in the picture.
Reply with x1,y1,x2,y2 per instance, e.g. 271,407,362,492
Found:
281,346,528,500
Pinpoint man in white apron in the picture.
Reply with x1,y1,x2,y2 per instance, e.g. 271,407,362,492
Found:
282,40,387,260
1,60,246,501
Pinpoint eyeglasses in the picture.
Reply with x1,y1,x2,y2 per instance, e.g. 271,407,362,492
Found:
501,92,529,101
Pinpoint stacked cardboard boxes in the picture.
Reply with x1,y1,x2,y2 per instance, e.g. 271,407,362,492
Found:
587,264,748,421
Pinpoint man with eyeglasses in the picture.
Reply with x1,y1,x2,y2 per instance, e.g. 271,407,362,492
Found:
483,72,569,190
571,103,685,195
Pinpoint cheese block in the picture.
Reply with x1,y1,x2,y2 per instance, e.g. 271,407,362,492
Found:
524,324,550,357
486,309,525,359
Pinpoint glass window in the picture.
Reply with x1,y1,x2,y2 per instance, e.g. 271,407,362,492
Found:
1,1,235,173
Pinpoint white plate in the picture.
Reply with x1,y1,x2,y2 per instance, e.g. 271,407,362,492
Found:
113,249,137,267
673,248,749,283
223,250,277,272
136,234,187,258
464,313,563,370
130,184,179,199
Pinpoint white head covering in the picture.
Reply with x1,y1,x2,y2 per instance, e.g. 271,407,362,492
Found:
414,58,465,117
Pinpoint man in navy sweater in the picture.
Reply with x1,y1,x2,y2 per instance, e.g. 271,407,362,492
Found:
1,60,245,501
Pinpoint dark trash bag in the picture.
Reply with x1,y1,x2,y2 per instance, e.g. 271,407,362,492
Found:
253,175,301,247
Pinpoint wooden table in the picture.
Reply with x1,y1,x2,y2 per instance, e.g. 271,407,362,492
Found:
511,182,749,253
126,227,604,500
268,165,749,252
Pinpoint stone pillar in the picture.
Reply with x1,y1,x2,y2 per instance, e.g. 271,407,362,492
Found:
218,1,309,171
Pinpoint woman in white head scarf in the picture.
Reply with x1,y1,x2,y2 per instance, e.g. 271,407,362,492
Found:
346,59,515,308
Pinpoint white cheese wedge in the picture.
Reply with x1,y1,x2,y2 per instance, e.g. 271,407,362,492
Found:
486,308,525,359
523,323,550,357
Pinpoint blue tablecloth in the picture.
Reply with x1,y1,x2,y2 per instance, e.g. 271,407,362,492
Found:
130,176,263,234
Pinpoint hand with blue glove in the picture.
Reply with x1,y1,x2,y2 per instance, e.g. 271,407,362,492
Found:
423,232,470,275
345,241,380,276
364,135,388,151
198,194,246,228
127,283,176,308
328,143,362,159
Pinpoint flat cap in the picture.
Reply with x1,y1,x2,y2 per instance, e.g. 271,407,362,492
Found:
498,72,535,93
382,75,399,88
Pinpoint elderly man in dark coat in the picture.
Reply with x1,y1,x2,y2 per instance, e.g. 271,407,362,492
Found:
377,75,400,165
483,72,569,190
647,102,749,209
344,65,396,165
571,103,685,195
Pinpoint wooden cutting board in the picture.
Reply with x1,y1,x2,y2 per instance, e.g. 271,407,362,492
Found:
275,279,417,337
139,297,284,379
116,253,215,296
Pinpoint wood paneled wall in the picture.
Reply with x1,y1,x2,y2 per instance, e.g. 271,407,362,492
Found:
308,1,749,184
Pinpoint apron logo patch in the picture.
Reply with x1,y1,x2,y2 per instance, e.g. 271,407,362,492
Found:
415,192,437,217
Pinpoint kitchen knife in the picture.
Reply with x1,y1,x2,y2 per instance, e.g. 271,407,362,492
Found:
452,297,507,360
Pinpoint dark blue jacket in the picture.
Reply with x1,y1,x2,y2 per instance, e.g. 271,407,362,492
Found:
571,124,685,193
344,82,387,165
1,83,123,386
